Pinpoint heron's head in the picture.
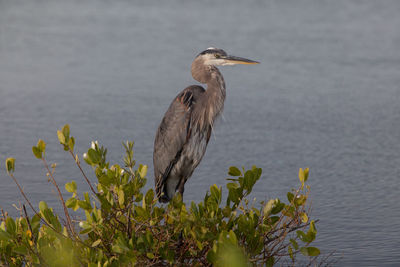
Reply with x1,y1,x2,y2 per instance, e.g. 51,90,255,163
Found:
196,47,259,66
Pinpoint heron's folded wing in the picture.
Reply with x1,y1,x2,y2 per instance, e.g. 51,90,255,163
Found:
153,86,205,197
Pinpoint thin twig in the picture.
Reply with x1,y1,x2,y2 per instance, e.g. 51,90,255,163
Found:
23,205,34,241
41,158,76,237
8,173,39,216
7,172,61,232
0,207,6,221
69,149,97,195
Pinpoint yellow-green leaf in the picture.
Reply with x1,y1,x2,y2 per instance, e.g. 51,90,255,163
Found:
300,247,320,256
39,201,48,213
57,130,65,144
228,166,241,176
62,124,70,139
300,212,308,223
118,188,125,206
299,168,305,184
92,239,102,247
263,199,275,218
32,146,42,159
68,137,75,152
304,168,309,182
5,158,15,174
146,252,155,259
139,164,148,178
65,181,77,193
5,217,16,234
310,220,317,234
37,139,46,153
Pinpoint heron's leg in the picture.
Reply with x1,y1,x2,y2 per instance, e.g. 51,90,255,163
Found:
177,177,186,196
176,179,185,248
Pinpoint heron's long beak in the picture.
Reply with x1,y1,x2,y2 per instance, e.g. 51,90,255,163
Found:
223,55,260,65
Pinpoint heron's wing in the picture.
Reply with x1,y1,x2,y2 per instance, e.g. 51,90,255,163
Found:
153,85,205,201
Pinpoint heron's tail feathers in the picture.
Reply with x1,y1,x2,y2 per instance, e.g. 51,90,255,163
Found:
155,177,171,203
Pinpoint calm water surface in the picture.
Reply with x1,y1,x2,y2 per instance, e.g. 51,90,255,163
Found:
1,0,399,265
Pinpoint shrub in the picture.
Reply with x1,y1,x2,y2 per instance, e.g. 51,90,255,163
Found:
1,125,321,266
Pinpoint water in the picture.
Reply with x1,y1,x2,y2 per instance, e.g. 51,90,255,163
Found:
1,0,399,265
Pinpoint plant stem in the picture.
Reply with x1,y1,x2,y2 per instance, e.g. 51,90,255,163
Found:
41,158,76,237
69,149,97,195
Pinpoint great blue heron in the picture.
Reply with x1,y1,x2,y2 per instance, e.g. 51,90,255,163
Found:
154,47,259,203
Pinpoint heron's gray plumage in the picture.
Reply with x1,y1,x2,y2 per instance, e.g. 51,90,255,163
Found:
154,48,258,203
154,85,209,202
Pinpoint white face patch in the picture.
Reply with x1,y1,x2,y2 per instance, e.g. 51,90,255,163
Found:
202,54,237,66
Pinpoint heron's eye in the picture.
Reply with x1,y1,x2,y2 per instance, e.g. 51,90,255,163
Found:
215,54,220,59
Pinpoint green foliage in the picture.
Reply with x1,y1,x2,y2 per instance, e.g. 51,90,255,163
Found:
5,158,15,174
1,125,323,266
32,139,46,159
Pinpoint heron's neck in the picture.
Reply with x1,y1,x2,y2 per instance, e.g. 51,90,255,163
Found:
206,67,226,111
203,67,226,128
191,60,226,129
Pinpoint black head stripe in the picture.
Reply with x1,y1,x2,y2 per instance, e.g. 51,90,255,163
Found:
198,48,227,57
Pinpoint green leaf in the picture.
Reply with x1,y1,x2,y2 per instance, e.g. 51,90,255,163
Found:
138,164,148,178
42,208,54,224
79,221,91,230
206,250,217,264
310,220,317,234
118,188,125,206
288,245,294,260
226,182,240,190
269,216,280,224
266,256,275,267
228,166,241,176
270,200,284,214
263,199,275,217
49,215,62,232
57,130,65,144
84,192,90,203
290,238,299,250
65,181,77,193
32,146,42,159
300,212,308,223
92,239,102,247
300,247,320,256
87,148,100,164
243,170,255,190
31,214,41,233
210,184,221,203
80,228,93,235
296,230,308,242
62,124,70,140
5,157,15,174
146,252,155,259
305,220,317,242
294,195,307,207
39,201,49,213
14,245,28,255
5,217,16,235
287,192,294,203
0,229,11,241
98,174,112,186
145,189,154,206
68,137,75,152
37,139,46,153
78,200,92,211
299,168,305,184
227,230,238,245
304,168,309,182
65,197,77,209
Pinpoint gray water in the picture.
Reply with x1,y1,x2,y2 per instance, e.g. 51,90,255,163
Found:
1,0,400,265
